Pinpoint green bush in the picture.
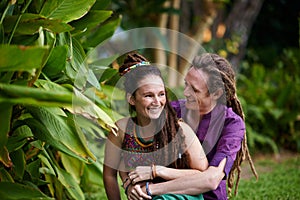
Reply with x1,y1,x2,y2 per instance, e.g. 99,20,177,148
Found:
237,48,300,153
0,0,120,199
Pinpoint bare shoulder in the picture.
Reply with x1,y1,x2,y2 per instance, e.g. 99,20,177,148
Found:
115,117,130,131
108,117,130,142
178,121,194,136
178,121,200,146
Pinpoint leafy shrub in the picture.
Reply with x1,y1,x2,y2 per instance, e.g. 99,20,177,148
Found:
237,48,300,153
0,0,120,199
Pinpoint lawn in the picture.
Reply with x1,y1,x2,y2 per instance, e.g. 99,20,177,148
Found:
231,152,300,200
99,152,300,200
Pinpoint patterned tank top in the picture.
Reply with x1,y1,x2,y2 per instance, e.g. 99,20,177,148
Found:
121,118,157,170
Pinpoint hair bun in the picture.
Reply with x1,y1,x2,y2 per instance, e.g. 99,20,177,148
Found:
119,52,149,76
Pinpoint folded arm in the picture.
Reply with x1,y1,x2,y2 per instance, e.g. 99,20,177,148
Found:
148,158,226,196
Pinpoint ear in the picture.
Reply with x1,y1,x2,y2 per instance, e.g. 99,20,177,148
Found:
212,88,223,100
126,93,135,105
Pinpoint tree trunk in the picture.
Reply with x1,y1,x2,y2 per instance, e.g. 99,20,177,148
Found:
168,0,181,87
155,1,170,69
179,0,218,85
224,0,265,69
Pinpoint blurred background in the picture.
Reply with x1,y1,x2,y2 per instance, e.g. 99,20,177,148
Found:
0,0,299,199
110,0,300,155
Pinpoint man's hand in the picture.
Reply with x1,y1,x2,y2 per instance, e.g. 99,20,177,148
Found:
129,166,152,184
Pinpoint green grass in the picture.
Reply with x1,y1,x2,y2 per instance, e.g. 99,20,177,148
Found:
98,154,300,200
231,155,300,200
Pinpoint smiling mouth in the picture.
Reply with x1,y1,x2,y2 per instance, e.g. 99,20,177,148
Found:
148,107,163,113
186,99,196,103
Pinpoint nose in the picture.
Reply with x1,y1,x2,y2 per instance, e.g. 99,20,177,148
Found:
183,85,191,97
152,95,160,105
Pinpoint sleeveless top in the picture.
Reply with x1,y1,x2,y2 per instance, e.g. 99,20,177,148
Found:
121,118,157,171
121,118,204,200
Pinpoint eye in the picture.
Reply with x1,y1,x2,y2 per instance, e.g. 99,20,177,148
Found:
159,93,165,97
191,86,200,93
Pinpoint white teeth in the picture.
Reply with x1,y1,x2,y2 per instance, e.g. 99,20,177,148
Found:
149,108,160,112
149,107,160,110
148,107,161,113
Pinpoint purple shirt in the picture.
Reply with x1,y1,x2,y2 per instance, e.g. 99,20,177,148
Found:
171,99,245,200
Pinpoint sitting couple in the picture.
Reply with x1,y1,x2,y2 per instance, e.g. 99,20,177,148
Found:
103,52,257,200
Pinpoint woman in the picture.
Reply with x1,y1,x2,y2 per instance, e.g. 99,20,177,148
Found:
135,53,258,199
103,53,209,200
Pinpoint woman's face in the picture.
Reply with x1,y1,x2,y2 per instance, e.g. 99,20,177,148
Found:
129,75,166,125
184,67,217,115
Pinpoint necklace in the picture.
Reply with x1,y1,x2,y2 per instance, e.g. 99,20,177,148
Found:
134,124,154,148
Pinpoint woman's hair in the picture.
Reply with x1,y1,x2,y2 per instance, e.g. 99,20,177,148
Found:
119,52,189,169
192,53,258,195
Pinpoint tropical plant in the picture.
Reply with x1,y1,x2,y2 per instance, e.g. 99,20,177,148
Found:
237,47,300,154
0,0,121,199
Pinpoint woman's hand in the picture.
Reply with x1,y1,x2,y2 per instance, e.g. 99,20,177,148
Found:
129,166,153,184
127,182,152,200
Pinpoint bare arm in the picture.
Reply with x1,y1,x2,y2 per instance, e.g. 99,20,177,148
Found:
129,122,208,183
103,164,121,200
103,119,127,200
149,158,226,196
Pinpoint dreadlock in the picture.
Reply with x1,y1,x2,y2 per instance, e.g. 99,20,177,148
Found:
192,53,258,196
120,52,190,169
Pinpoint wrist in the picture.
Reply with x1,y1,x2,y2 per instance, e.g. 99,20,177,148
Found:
155,165,164,177
122,177,132,195
124,183,131,195
151,164,156,179
146,182,152,197
122,177,131,188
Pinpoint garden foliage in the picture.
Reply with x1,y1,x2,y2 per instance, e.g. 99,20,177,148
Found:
0,0,120,199
238,48,300,153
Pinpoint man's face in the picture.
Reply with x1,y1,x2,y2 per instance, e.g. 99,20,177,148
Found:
184,67,217,115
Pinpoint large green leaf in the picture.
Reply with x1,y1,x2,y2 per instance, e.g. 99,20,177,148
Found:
7,125,33,152
64,36,87,83
42,45,68,78
102,84,125,100
73,88,117,132
55,165,85,199
10,149,26,181
87,68,101,89
82,160,103,186
71,10,112,37
0,83,87,107
40,0,96,23
3,14,73,35
0,45,49,72
83,16,121,48
39,152,85,200
34,79,71,94
0,168,14,182
26,117,92,163
0,103,13,167
91,0,111,10
61,153,83,183
73,114,106,138
0,103,12,149
26,159,42,184
26,107,96,162
0,182,53,200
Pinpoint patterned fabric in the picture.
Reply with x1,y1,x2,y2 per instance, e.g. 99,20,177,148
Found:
153,194,204,200
121,118,156,170
122,118,204,200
